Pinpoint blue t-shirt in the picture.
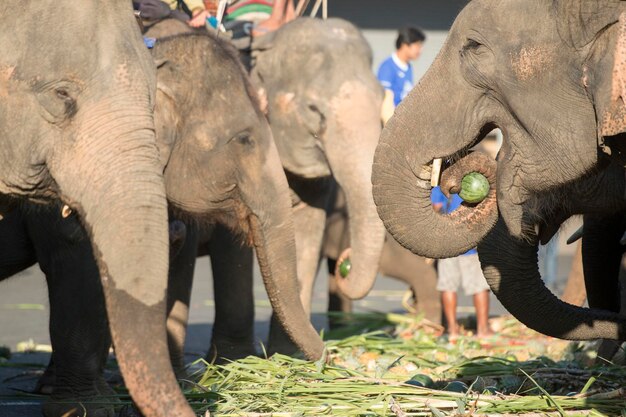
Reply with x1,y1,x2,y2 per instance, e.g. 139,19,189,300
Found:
377,54,414,106
431,187,477,256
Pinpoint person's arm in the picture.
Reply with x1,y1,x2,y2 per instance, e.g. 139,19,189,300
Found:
377,61,396,125
186,0,210,26
381,89,395,125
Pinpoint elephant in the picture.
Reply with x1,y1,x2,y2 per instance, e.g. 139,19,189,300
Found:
1,32,323,417
250,17,386,306
198,17,388,356
372,0,626,342
0,2,196,417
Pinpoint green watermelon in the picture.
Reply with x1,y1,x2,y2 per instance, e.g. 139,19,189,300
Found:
405,374,434,388
339,258,351,278
483,386,497,395
459,172,490,204
443,381,469,393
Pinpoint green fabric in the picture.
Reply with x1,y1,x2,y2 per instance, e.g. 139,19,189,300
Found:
226,4,273,20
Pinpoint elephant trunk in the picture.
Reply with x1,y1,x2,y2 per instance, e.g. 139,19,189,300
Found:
479,217,626,340
241,140,325,360
48,114,194,416
372,37,498,259
324,80,385,299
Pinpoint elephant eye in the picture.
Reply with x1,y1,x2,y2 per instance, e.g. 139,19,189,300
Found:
238,134,252,145
229,131,254,146
56,88,70,99
35,81,79,122
464,39,483,51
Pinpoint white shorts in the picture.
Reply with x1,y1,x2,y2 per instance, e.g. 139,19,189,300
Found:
437,253,490,296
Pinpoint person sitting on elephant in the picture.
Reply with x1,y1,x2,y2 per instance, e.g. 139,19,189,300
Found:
378,26,426,124
251,0,295,37
432,187,493,341
135,0,209,26
166,0,211,27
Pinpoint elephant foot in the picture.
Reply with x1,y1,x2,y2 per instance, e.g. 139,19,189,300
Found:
35,366,56,395
43,377,119,417
267,323,299,357
118,404,143,417
42,397,115,417
595,340,623,365
207,337,257,364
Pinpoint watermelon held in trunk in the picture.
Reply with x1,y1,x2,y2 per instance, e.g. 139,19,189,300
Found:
339,258,352,278
458,172,490,204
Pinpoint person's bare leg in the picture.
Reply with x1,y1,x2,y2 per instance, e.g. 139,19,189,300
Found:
441,291,459,339
284,0,295,22
253,0,289,36
473,290,493,337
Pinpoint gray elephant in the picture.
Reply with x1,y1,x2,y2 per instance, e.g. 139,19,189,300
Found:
188,17,388,359
1,32,323,417
251,17,386,305
0,2,195,417
372,0,626,342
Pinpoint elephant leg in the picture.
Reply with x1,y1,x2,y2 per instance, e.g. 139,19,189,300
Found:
0,205,37,280
166,220,197,377
560,241,587,306
206,224,256,363
379,233,442,324
582,214,626,363
268,179,330,354
581,214,623,312
25,205,115,417
327,258,353,330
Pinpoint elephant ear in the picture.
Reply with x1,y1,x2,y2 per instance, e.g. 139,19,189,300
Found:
554,0,622,48
555,1,626,144
600,11,626,139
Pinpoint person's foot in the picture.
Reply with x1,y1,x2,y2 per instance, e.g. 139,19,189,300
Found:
252,18,282,37
476,324,494,339
447,323,460,343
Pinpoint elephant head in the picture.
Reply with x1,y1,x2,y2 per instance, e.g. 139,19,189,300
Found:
251,18,385,299
151,33,324,360
0,2,193,416
372,0,626,341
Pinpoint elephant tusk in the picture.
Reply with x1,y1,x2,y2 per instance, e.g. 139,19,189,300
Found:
430,158,443,187
61,205,73,218
566,226,584,245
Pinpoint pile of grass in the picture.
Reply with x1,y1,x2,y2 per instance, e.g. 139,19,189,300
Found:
185,352,625,416
2,312,624,416
181,313,626,416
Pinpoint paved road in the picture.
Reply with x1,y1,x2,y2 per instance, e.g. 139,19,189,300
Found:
0,220,581,416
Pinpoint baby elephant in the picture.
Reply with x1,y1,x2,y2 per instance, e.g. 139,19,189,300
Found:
0,32,322,417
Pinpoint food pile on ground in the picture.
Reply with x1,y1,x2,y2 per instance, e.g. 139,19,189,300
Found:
181,313,626,416
1,313,625,416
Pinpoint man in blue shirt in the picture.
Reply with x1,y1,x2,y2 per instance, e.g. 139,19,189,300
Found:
378,27,426,124
432,187,492,341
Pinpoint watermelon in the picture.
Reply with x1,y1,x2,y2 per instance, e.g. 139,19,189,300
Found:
405,374,434,388
483,386,497,395
338,258,351,278
459,172,490,204
443,381,469,393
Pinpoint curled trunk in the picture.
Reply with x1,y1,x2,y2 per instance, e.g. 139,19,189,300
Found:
372,36,498,259
324,81,385,299
479,217,626,340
